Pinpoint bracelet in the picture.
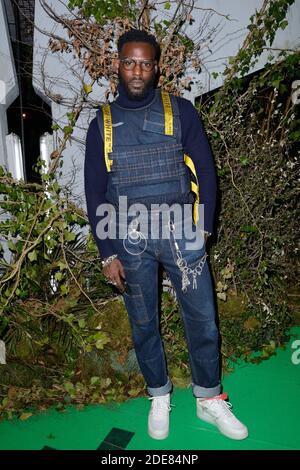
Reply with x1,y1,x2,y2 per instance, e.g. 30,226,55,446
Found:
201,230,211,238
101,254,118,268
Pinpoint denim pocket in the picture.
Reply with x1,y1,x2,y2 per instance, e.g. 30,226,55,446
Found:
124,282,149,325
143,109,178,135
117,247,142,271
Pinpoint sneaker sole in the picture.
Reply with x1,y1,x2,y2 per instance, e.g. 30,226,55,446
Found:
197,410,248,440
148,427,169,440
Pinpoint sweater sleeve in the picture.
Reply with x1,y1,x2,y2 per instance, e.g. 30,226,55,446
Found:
84,116,116,258
177,97,217,234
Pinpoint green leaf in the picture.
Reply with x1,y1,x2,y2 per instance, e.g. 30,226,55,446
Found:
2,398,8,407
240,225,257,233
60,284,69,295
78,319,86,329
271,79,280,89
57,261,67,271
54,272,63,281
239,155,249,166
128,388,141,397
28,250,37,262
64,381,75,394
83,83,93,94
63,125,73,135
90,376,100,385
100,378,112,389
289,130,300,141
64,231,76,242
20,412,33,421
164,2,171,9
8,240,16,252
95,334,110,350
279,20,288,30
51,182,60,193
217,292,227,301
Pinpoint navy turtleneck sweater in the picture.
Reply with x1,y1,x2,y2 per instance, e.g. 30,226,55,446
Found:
84,84,217,258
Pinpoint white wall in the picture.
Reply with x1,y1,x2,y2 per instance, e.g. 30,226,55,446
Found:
0,0,19,171
0,0,20,263
182,0,300,101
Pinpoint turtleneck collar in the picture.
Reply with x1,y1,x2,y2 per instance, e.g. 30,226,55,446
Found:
115,83,156,109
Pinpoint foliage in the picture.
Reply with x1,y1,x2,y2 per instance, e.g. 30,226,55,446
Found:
199,52,300,351
49,0,200,97
67,0,137,24
223,0,295,80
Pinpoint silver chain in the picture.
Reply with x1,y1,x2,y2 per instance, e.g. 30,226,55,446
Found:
169,220,208,292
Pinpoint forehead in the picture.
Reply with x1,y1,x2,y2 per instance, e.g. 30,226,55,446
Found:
119,41,155,59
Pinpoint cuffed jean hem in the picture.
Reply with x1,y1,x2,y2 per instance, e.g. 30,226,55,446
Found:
192,383,221,398
147,377,173,397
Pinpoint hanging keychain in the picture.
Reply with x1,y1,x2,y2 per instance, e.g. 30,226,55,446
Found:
169,220,207,292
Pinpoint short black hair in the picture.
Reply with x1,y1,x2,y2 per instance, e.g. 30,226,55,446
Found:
117,29,160,61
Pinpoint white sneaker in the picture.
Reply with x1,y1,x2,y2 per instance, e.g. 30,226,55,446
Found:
148,393,171,440
196,393,248,440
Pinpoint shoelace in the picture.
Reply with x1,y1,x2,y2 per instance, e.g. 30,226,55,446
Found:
201,393,234,418
149,396,173,414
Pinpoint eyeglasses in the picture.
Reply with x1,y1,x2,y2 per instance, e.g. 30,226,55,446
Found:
120,58,157,72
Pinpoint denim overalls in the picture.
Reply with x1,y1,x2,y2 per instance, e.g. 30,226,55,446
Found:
97,90,221,398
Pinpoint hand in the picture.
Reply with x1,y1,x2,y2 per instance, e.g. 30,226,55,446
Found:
103,258,126,292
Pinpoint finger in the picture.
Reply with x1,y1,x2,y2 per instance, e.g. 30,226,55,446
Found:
115,273,125,292
119,263,126,280
115,259,125,278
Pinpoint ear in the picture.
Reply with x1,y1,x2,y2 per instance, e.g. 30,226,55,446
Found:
112,57,120,74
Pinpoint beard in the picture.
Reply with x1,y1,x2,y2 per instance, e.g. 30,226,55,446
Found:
118,70,156,101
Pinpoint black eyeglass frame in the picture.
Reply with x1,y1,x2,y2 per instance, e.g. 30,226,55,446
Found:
119,58,157,71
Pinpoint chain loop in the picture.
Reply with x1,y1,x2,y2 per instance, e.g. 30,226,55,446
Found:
169,220,207,292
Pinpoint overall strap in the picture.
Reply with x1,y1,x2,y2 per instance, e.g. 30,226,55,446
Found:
184,153,200,224
102,104,113,172
161,91,200,223
161,90,173,136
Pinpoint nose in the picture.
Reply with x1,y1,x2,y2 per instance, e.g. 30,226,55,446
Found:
132,62,143,75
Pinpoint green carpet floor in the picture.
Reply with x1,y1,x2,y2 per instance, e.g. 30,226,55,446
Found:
0,326,299,450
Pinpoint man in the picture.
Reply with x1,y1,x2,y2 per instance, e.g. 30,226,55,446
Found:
85,29,248,441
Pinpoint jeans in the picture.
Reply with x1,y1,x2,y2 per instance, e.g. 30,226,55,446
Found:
110,206,221,398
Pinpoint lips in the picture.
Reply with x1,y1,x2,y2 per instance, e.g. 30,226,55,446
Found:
130,80,144,87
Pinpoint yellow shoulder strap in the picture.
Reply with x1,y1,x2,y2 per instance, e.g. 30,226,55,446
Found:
184,154,200,224
102,104,113,172
161,91,199,224
161,90,173,136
